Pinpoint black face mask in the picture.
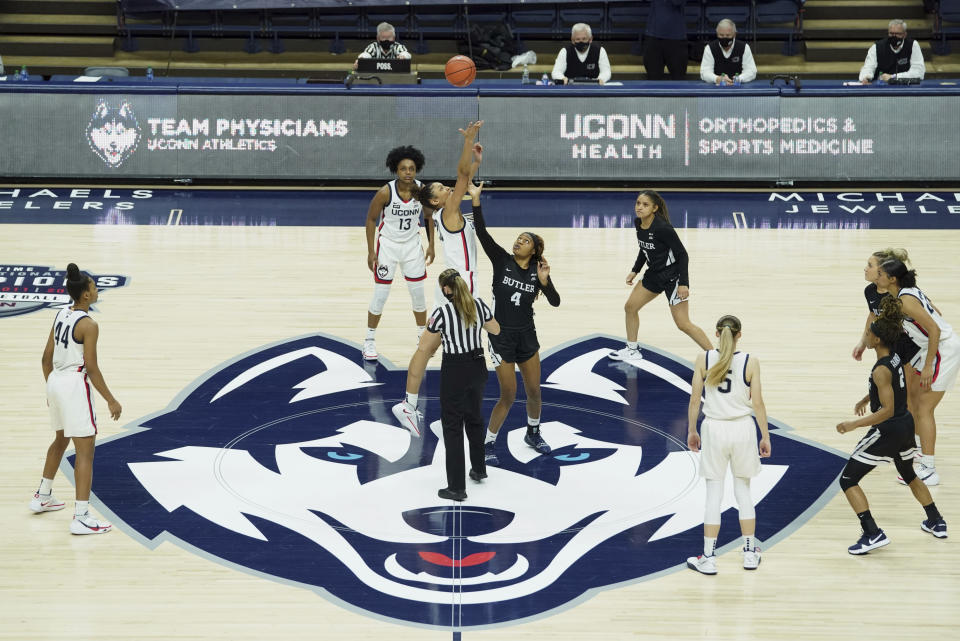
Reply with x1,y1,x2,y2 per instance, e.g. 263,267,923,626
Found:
573,41,590,53
378,40,393,51
443,290,454,301
718,37,734,48
888,36,904,48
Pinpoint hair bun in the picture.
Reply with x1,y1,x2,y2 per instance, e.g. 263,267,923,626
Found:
66,263,82,280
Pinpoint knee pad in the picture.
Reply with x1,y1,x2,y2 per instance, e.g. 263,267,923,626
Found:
704,478,723,525
733,477,755,520
368,283,391,316
839,459,873,492
407,278,426,313
894,456,917,485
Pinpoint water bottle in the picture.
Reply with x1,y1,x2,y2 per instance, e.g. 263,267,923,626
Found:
146,67,154,81
541,73,550,86
733,73,741,87
521,64,529,85
20,65,28,81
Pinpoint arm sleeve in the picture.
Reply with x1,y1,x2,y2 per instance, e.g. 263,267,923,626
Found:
631,249,646,274
539,277,561,307
552,48,567,81
471,203,510,263
700,45,717,83
740,44,757,83
659,225,690,286
902,41,925,80
598,47,612,83
859,44,877,82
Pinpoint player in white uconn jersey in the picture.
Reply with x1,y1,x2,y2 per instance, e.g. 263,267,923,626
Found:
430,162,483,309
416,120,483,307
685,315,770,575
29,263,122,535
877,258,960,486
363,146,435,361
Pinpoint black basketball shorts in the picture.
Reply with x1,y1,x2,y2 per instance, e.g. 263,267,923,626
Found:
641,269,684,306
488,327,540,366
850,415,918,467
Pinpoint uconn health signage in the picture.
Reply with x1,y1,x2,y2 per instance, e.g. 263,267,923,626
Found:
0,88,957,181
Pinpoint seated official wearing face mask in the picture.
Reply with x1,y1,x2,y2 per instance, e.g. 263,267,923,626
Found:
700,18,757,86
354,22,412,71
858,18,926,84
551,23,611,85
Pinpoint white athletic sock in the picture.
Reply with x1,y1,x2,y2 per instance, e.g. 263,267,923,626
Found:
417,326,425,338
366,328,376,340
485,429,498,444
921,455,935,468
743,535,755,551
627,341,638,350
405,392,418,407
704,536,717,557
75,500,89,516
38,477,53,495
527,416,540,428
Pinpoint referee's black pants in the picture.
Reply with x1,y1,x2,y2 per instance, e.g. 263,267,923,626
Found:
440,350,488,492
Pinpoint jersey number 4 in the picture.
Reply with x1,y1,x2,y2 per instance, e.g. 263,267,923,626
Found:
510,292,522,306
53,321,70,348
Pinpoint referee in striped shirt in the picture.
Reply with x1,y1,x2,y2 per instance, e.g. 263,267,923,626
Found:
393,268,500,501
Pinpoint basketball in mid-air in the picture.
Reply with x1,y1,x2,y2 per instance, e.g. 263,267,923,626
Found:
445,55,477,87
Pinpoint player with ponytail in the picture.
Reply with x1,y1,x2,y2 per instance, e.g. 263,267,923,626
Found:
30,263,122,535
686,315,770,575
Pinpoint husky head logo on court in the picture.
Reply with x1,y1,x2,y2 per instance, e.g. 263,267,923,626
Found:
86,100,141,167
86,335,844,628
0,265,128,319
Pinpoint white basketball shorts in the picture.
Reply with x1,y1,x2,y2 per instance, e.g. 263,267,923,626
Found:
909,332,960,393
375,236,426,284
47,370,97,437
699,415,761,480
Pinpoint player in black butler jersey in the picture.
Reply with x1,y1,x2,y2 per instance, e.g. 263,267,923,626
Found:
471,203,561,464
609,189,712,363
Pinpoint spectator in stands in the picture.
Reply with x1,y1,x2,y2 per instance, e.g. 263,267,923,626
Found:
353,22,411,71
0,53,4,76
644,0,688,80
700,19,757,85
551,23,611,85
859,19,925,84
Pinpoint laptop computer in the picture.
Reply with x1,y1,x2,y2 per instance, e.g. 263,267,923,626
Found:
356,58,411,74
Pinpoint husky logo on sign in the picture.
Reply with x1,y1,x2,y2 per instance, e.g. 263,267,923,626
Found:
0,265,128,318
86,100,141,167
83,335,844,628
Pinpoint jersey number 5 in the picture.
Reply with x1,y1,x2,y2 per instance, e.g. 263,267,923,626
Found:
718,370,733,394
